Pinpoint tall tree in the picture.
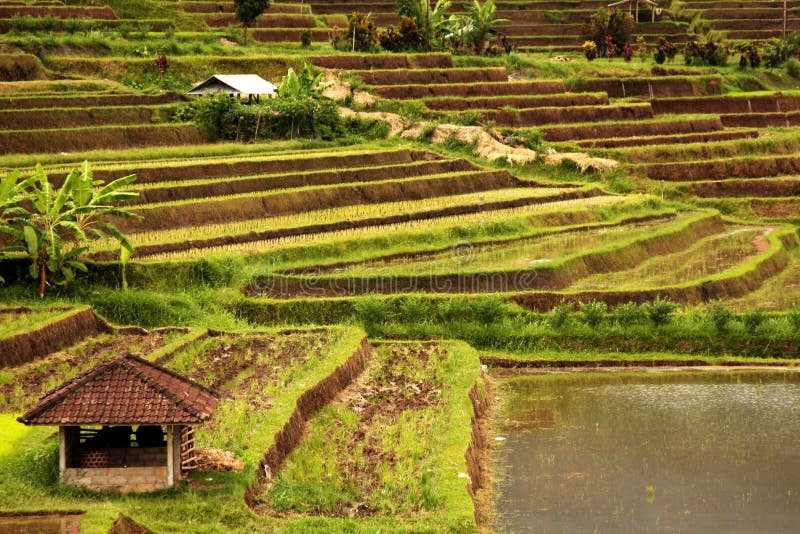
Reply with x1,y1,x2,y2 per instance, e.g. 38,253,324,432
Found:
234,0,269,45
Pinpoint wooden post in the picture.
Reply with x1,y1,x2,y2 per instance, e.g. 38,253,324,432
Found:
166,426,174,486
59,427,67,476
784,0,787,39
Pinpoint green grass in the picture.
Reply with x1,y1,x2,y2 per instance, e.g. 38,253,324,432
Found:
0,414,29,459
260,340,480,530
482,349,800,366
0,306,82,339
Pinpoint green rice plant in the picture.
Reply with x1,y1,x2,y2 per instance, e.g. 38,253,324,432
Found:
354,294,393,326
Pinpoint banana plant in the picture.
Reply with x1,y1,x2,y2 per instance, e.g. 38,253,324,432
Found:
465,0,508,54
0,169,34,283
278,63,323,99
409,0,453,49
1,161,140,297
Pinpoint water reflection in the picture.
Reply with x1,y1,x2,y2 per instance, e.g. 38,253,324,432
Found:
492,371,800,533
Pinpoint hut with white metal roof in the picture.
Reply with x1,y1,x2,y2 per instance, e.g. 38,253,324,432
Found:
186,74,276,102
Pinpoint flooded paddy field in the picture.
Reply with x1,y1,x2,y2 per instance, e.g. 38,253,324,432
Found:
492,370,800,533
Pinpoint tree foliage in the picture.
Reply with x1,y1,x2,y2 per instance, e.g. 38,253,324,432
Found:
234,0,269,44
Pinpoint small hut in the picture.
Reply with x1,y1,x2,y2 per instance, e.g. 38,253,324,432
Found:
18,353,219,493
186,74,276,103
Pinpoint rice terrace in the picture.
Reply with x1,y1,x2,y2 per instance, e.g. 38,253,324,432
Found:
1,0,800,530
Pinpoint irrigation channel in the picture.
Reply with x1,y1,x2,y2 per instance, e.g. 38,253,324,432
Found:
490,368,800,533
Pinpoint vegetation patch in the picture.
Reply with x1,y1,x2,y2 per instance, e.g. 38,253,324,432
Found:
256,341,480,530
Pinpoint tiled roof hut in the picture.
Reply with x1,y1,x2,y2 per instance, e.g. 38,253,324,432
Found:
18,353,219,493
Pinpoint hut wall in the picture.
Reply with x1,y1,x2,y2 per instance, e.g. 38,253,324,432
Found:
62,466,169,493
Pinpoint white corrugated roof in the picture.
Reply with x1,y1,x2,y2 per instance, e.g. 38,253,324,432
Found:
187,74,276,95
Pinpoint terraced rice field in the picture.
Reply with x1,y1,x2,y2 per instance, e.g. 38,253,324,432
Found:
321,213,680,276
0,81,197,154
0,328,186,410
256,340,480,526
571,225,772,290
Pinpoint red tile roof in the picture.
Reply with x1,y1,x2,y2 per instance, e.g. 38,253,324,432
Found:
18,353,220,426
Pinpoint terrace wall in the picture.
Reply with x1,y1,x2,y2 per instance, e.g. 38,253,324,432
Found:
0,308,110,368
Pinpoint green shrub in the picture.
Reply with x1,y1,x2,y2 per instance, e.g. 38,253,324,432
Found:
580,300,607,328
334,12,378,52
171,102,198,123
789,307,800,332
580,8,634,56
193,93,237,140
683,36,728,66
613,301,646,327
645,296,676,327
549,301,573,329
786,57,800,78
708,300,734,333
342,116,390,140
300,28,312,47
741,308,765,335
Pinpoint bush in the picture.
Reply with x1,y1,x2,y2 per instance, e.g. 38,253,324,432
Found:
580,300,607,328
786,57,800,78
193,93,237,140
583,40,598,61
580,8,633,56
741,308,765,335
549,301,573,329
636,35,649,60
764,38,793,69
334,12,378,52
171,102,198,123
654,37,678,64
342,116,390,140
708,300,734,333
737,42,762,68
623,42,634,62
645,296,676,327
613,301,645,327
789,307,800,332
683,37,728,66
300,28,312,47
194,91,341,142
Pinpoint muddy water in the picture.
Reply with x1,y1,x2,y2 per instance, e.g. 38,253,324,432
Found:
491,370,800,533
